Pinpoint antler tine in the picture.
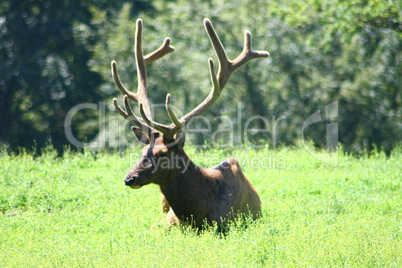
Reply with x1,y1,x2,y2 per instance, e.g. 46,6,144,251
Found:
134,19,150,118
139,103,173,135
166,94,183,129
203,19,231,72
231,30,270,70
145,38,175,64
113,96,152,135
111,61,139,101
135,19,175,119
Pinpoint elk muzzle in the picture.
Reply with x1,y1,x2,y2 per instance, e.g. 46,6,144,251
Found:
124,172,142,189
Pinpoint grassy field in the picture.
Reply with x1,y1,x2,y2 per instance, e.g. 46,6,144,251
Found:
1,146,401,267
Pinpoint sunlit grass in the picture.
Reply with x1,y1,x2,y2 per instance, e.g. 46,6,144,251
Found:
1,146,401,266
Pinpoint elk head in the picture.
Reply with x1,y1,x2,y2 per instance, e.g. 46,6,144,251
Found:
122,131,187,189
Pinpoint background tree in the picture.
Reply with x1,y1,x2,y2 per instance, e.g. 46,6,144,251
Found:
269,0,402,155
0,0,153,154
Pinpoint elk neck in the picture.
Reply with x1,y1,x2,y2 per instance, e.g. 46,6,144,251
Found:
158,149,204,215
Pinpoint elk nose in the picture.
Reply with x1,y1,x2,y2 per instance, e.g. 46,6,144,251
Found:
124,175,136,186
124,178,134,186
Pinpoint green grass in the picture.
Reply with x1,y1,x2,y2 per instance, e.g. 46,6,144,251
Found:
1,146,401,267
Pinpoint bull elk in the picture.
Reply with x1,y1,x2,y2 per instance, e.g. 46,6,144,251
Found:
112,18,269,230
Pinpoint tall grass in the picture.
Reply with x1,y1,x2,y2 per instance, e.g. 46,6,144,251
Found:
1,146,401,266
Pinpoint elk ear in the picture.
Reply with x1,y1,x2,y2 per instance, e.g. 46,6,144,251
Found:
175,130,185,149
131,127,150,144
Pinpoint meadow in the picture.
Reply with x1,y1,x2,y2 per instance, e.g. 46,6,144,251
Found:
1,146,401,267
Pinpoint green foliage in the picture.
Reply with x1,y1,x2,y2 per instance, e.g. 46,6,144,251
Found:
270,0,402,34
1,147,401,266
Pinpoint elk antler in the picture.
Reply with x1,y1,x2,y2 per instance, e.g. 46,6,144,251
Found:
112,19,174,134
112,18,269,141
176,19,270,125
